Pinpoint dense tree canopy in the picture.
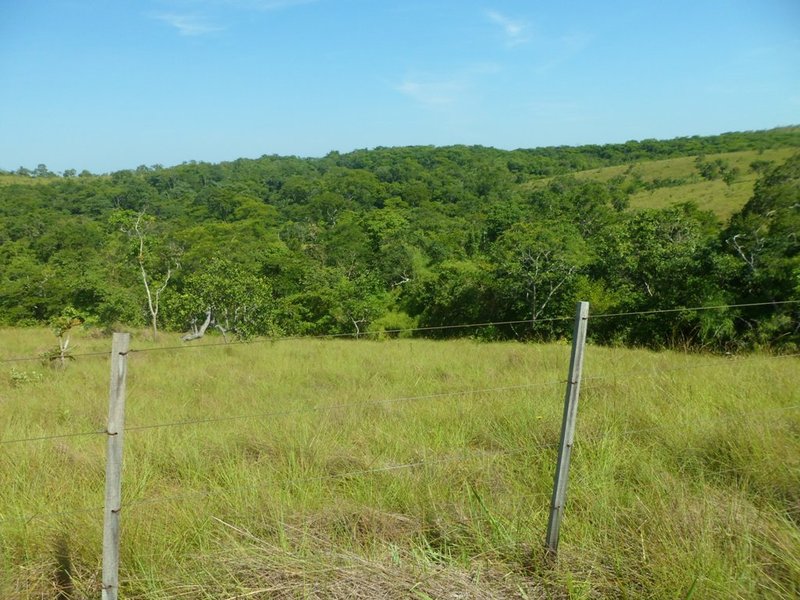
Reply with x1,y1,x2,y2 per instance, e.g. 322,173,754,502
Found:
1,128,798,350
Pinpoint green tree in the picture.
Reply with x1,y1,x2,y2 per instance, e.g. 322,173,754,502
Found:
491,221,589,337
405,259,493,334
722,153,800,347
168,258,277,341
111,209,180,340
590,204,730,347
45,307,83,369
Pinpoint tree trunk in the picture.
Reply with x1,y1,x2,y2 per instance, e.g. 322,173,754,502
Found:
182,308,213,342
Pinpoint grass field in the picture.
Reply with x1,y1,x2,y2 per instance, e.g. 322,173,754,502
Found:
1,327,799,599
526,147,798,221
625,148,797,220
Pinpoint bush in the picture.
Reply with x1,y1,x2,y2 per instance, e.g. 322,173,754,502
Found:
367,311,418,339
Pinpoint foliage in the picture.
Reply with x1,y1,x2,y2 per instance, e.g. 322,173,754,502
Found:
41,307,83,368
0,128,798,350
110,209,181,340
8,367,43,386
166,257,278,340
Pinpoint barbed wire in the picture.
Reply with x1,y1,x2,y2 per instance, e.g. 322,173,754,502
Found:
2,299,796,364
580,403,800,441
581,352,800,386
124,380,564,433
123,316,576,358
0,428,106,446
2,317,559,364
0,501,105,526
7,402,797,526
3,351,796,446
0,349,111,364
120,443,560,516
117,299,800,357
0,315,568,364
5,402,798,524
588,299,800,319
28,354,779,446
0,380,563,446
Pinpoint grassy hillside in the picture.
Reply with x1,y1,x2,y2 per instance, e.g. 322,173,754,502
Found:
529,147,798,221
605,148,795,221
0,174,55,186
1,328,798,598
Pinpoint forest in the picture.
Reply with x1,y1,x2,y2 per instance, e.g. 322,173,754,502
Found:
1,127,798,350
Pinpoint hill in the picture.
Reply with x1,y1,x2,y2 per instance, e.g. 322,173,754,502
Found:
0,128,798,350
550,147,797,220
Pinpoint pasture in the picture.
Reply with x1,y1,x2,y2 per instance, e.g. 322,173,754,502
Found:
1,327,799,598
526,147,797,221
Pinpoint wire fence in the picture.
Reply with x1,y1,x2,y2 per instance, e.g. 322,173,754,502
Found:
1,300,798,593
4,349,796,447
4,394,799,525
1,299,798,365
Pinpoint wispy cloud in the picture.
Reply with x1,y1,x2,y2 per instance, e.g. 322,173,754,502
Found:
176,0,318,11
150,0,317,34
486,10,530,46
395,78,466,107
236,0,318,9
527,100,586,123
533,32,593,74
152,12,223,35
394,63,501,108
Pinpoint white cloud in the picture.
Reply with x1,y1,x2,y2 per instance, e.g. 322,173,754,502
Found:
150,0,317,34
395,78,465,107
238,0,318,9
394,63,502,108
486,10,530,46
153,13,223,35
174,0,318,11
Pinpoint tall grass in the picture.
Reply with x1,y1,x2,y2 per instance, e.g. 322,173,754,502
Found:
1,328,798,598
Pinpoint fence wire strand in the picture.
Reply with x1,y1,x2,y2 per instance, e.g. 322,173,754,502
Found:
2,299,798,528
0,380,563,446
0,428,107,446
2,298,796,364
581,351,800,386
4,404,797,524
121,443,559,516
588,299,800,319
124,380,564,434
3,352,796,447
578,403,800,442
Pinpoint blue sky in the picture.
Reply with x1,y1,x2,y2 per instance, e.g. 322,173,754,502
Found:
1,0,798,173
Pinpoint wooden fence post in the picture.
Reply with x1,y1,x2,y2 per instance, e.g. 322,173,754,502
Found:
545,301,589,558
102,333,130,600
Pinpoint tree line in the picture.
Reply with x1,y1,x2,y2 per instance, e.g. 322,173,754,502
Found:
1,128,798,350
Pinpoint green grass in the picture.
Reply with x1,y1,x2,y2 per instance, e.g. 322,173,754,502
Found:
526,147,798,222
625,148,798,220
1,328,799,598
0,174,57,186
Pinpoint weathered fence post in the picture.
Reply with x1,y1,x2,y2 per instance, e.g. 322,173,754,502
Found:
102,332,130,600
545,301,589,558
